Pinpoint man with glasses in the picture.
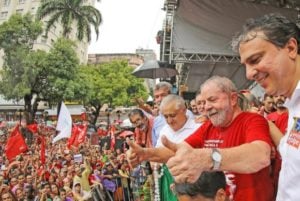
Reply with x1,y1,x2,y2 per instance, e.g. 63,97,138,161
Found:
128,109,154,148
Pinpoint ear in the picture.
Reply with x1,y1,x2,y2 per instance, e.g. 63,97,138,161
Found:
215,188,227,201
230,92,238,106
285,37,298,60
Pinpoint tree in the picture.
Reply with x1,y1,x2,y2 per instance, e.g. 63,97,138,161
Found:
0,13,43,122
36,0,102,42
0,14,43,95
78,60,148,125
0,15,81,122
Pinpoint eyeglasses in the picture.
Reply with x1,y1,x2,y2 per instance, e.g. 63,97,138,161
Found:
130,117,144,126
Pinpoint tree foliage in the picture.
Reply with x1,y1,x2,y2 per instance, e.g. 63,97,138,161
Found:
39,38,81,106
0,13,43,101
36,0,102,42
0,13,81,122
78,60,149,124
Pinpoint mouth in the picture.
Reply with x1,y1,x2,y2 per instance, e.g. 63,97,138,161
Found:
208,111,218,118
256,73,268,86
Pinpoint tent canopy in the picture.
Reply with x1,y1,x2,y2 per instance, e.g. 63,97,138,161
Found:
169,0,298,92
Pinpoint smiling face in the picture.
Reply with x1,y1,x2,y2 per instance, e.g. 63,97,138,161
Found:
239,32,298,98
196,93,206,114
201,83,236,127
129,113,148,131
154,87,170,106
161,100,187,131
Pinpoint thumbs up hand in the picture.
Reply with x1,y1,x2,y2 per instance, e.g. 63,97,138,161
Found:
162,136,212,183
126,138,146,168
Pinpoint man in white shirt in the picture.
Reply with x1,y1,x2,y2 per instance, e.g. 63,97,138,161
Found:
232,13,300,201
156,94,201,147
155,94,202,201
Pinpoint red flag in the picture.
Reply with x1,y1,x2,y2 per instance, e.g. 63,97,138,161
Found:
67,124,87,148
67,125,77,149
110,125,116,150
74,124,87,147
5,125,28,161
27,124,38,134
40,136,46,165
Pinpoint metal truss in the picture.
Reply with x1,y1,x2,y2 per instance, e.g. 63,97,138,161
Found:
171,52,241,64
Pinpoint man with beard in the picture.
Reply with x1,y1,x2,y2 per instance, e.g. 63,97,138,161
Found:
129,109,154,148
267,95,288,134
127,76,273,201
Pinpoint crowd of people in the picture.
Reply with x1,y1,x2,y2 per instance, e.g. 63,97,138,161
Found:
127,12,300,201
0,117,157,201
0,12,299,201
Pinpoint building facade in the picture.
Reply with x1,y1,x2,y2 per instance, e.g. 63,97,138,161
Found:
0,0,95,67
0,0,96,117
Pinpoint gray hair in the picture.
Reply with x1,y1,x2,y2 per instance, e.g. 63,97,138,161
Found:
232,13,300,53
200,76,237,94
154,81,172,93
159,94,186,111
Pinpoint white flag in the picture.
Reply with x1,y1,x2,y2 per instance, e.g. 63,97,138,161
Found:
52,102,72,143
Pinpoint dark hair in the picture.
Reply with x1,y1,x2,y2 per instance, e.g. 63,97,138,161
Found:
25,185,36,199
232,13,300,53
263,93,273,100
175,171,226,198
128,108,145,119
59,188,66,195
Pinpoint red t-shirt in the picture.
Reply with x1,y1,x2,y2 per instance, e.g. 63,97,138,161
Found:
274,112,288,134
185,112,274,201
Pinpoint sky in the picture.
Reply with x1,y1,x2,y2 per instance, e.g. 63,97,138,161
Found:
88,0,165,57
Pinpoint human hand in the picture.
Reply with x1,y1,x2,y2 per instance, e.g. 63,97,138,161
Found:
162,136,212,183
126,138,146,168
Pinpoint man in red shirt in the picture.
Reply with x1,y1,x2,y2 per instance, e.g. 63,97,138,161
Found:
127,76,273,201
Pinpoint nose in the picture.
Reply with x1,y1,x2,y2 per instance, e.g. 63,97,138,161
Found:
165,116,174,124
204,102,212,112
156,96,163,105
245,65,258,80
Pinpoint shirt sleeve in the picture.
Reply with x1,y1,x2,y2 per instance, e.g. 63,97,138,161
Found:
244,113,273,146
185,121,211,148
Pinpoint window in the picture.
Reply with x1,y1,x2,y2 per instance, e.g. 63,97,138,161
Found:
3,0,11,7
19,0,25,4
0,11,8,18
16,9,23,14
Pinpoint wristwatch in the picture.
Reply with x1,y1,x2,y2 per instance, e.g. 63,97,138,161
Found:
211,148,222,170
